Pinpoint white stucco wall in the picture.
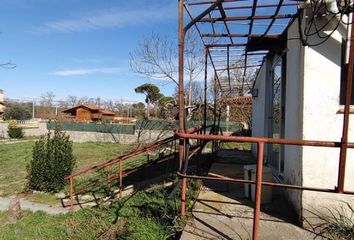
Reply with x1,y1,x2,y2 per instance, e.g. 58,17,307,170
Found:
252,57,272,163
252,19,306,218
283,19,305,219
252,60,268,141
301,16,354,219
251,14,354,223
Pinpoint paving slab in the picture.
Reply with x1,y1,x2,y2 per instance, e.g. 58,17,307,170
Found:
181,150,318,240
0,197,69,215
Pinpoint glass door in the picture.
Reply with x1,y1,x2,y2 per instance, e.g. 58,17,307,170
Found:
269,57,284,176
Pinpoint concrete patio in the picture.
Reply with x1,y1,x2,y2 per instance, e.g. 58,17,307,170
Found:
180,150,317,240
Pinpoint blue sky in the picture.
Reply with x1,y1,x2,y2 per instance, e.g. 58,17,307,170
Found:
0,0,178,103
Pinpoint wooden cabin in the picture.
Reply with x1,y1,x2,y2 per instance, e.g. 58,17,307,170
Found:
62,104,115,122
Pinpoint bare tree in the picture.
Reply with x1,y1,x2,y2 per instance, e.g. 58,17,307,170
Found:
66,95,78,107
184,30,203,119
58,100,68,108
102,99,114,111
130,30,203,120
40,92,55,107
217,61,256,97
130,32,177,84
77,96,89,104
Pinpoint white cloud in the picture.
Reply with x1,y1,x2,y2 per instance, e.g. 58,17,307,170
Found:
52,67,122,76
32,4,175,33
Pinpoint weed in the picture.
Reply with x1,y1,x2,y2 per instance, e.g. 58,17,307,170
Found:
306,201,354,240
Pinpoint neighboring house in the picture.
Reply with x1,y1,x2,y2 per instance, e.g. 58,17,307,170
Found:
0,89,5,116
252,7,354,224
63,104,115,122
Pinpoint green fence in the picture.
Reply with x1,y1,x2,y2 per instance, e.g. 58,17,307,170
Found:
48,120,242,135
47,122,135,135
135,120,242,132
135,120,177,131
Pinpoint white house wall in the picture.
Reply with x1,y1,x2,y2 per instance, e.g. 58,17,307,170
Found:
251,15,354,223
252,58,267,158
252,61,267,137
301,16,354,220
252,20,306,220
283,19,305,219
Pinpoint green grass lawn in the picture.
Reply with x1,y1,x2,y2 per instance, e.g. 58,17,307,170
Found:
0,141,134,198
220,141,252,151
0,180,201,240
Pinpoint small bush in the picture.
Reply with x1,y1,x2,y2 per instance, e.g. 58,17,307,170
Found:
27,127,76,192
7,120,24,139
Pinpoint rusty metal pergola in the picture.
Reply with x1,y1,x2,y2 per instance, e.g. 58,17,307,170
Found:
177,0,354,239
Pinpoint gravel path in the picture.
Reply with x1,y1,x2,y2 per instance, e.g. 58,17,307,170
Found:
0,197,69,215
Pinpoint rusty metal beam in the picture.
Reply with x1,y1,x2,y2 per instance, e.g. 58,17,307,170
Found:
222,3,298,10
204,47,208,134
241,0,258,95
178,0,185,177
227,46,231,90
338,20,354,193
187,0,238,5
176,173,354,195
175,132,354,148
253,142,264,240
184,0,224,32
208,12,216,34
206,43,247,47
201,33,280,38
217,2,234,44
216,64,261,71
179,0,189,216
262,0,284,36
199,14,295,22
184,4,223,90
210,52,266,57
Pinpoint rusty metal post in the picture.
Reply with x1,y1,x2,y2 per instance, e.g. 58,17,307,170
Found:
338,21,354,193
213,75,217,130
227,45,231,90
178,0,187,217
119,158,123,198
212,75,217,153
181,175,187,216
178,0,185,171
69,176,74,211
204,47,208,134
252,141,264,240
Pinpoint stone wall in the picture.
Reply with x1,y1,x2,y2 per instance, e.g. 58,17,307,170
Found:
0,121,175,144
66,129,174,143
0,121,48,138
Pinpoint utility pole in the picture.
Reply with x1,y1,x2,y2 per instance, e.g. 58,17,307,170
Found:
32,99,35,119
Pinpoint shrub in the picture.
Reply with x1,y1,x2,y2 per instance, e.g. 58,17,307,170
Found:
7,120,24,139
3,103,31,120
27,127,76,192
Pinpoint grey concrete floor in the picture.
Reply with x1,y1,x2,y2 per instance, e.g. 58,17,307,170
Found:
180,150,318,240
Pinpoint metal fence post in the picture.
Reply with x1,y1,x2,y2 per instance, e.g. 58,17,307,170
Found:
119,158,123,198
70,176,74,211
252,141,264,240
181,176,187,216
